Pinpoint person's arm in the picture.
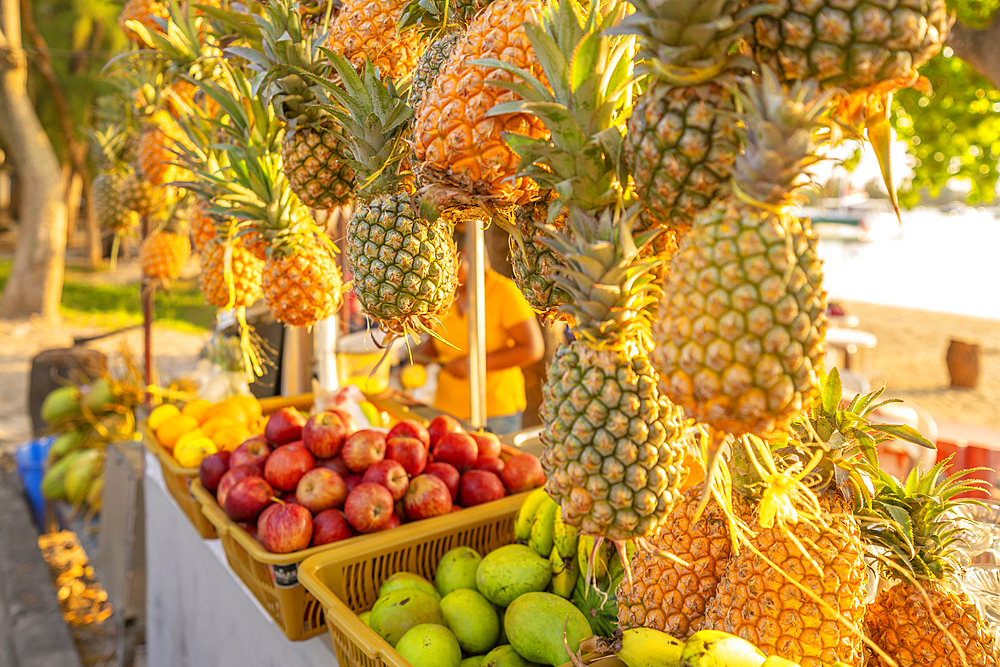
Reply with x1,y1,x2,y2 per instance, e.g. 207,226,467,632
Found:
443,317,544,378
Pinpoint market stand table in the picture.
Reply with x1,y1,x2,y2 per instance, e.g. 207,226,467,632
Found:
143,449,339,667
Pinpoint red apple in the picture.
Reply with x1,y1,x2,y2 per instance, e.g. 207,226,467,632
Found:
217,464,263,509
311,509,356,546
280,492,298,504
362,460,410,501
264,407,306,445
387,419,431,450
450,505,463,513
473,456,505,477
501,453,546,493
199,450,231,492
237,521,258,540
403,474,453,520
394,500,407,521
318,457,350,477
224,476,274,522
424,461,460,501
344,482,395,533
303,411,350,459
470,431,502,459
295,467,348,513
427,414,463,446
331,408,358,434
258,501,313,553
382,513,403,530
459,470,506,507
264,442,316,492
432,431,478,473
341,430,386,473
344,474,363,494
386,436,428,476
230,435,272,470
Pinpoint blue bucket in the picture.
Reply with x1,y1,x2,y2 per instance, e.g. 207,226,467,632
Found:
15,436,57,531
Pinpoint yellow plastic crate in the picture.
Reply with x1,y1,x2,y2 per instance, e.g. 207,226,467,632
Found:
141,394,316,541
195,477,532,643
298,492,528,667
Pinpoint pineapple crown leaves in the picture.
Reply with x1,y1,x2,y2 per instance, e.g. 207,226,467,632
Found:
731,67,840,209
302,50,413,196
473,0,635,215
222,0,336,127
124,0,225,76
398,0,491,37
540,202,662,345
609,0,763,85
858,458,991,583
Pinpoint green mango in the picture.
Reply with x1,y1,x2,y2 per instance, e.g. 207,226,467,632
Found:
380,572,442,601
369,589,444,647
83,378,115,414
482,645,541,667
395,623,461,667
41,450,80,500
504,592,592,667
41,386,80,424
49,430,87,462
476,545,551,607
64,449,102,505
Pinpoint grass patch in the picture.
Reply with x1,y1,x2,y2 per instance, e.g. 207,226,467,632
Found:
0,260,216,333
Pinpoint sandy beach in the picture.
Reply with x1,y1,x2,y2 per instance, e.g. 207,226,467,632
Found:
842,300,1000,431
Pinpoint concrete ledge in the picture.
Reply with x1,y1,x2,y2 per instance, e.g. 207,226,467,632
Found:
0,468,82,667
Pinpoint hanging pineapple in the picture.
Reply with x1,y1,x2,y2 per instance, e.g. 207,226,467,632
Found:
652,69,830,440
863,461,1000,667
119,0,169,46
199,221,264,310
141,226,192,282
311,53,460,342
326,0,423,81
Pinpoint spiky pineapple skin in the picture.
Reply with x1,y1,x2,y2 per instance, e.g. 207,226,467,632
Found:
199,240,264,309
627,82,740,236
119,0,168,45
540,342,687,542
137,126,179,187
617,486,751,640
653,203,827,437
281,128,355,212
412,0,549,204
327,0,422,81
346,192,458,335
94,173,138,233
262,240,342,328
191,202,217,253
408,33,461,116
749,0,952,94
704,493,867,666
123,171,170,218
141,231,191,280
509,200,570,322
866,582,999,667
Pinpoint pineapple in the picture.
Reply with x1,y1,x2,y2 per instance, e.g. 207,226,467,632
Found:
407,33,461,117
199,236,264,309
618,0,754,240
327,0,423,81
652,69,830,439
262,229,342,327
617,485,753,640
136,123,180,187
123,170,170,219
94,172,138,234
191,200,217,252
748,0,953,97
862,462,999,667
411,0,550,205
508,197,570,322
316,52,459,340
119,0,169,46
223,0,356,211
141,229,192,281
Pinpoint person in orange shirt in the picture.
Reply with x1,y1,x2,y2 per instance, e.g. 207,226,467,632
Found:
416,230,544,434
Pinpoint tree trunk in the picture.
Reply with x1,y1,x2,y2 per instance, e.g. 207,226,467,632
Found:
84,171,102,268
947,17,1000,90
0,2,66,320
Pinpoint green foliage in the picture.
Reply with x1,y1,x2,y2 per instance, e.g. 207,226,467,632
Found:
894,52,1000,207
947,0,1000,29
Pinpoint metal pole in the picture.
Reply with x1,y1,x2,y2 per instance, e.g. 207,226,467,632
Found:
314,317,339,392
467,219,487,429
141,215,153,405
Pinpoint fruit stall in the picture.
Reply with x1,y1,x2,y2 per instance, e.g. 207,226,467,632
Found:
20,0,1000,664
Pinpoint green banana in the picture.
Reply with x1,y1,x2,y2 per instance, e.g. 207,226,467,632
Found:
553,513,578,560
64,450,102,505
615,627,684,667
577,535,608,582
41,451,78,501
48,430,87,462
680,630,766,667
515,487,551,542
529,496,559,557
549,546,578,598
85,475,104,512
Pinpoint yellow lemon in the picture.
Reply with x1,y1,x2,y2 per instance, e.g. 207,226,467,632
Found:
174,437,217,469
148,403,181,431
206,401,249,426
174,429,207,451
212,424,252,452
226,394,263,423
181,399,213,424
201,417,237,438
156,414,200,452
399,364,428,389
